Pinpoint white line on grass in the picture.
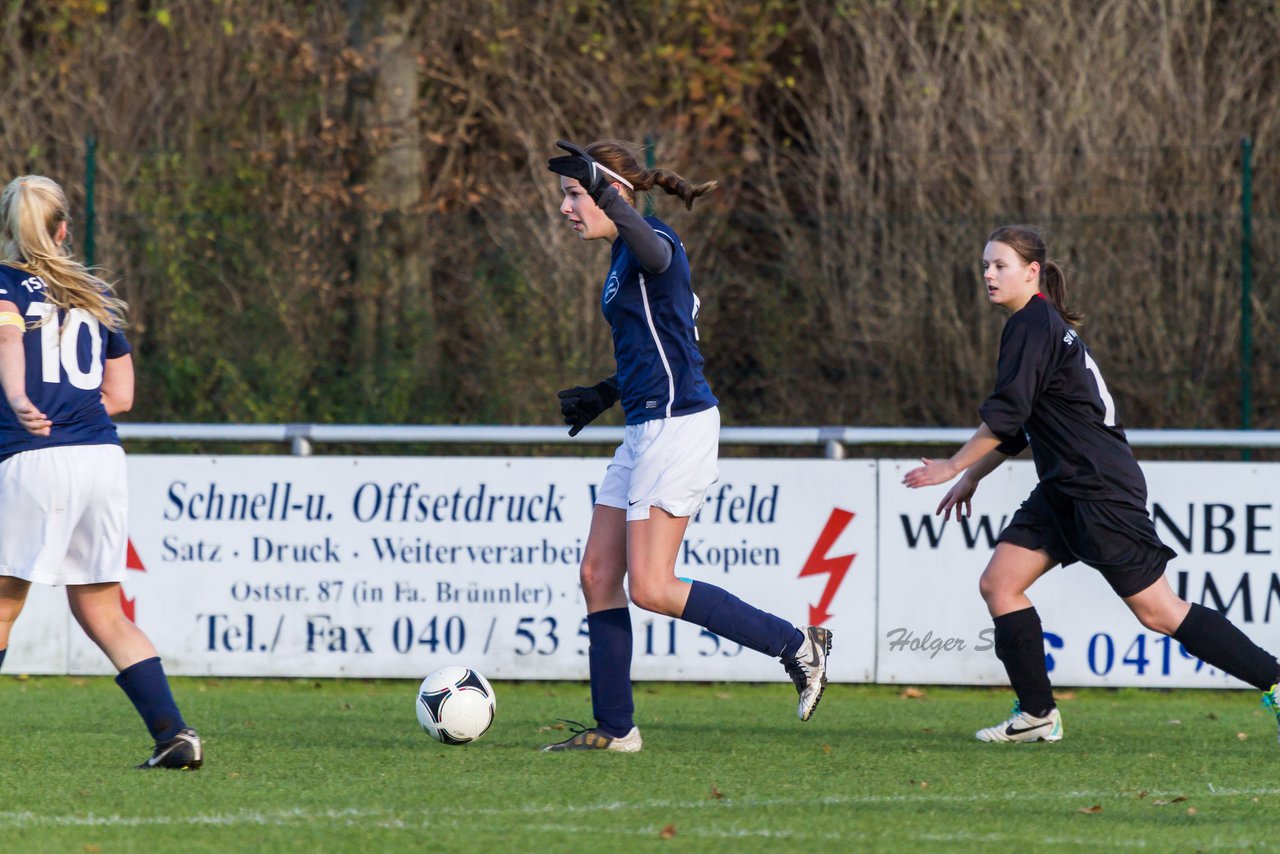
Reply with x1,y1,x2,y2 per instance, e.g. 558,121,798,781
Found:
0,784,1276,832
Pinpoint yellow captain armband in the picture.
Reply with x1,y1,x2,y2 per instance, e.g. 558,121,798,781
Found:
0,312,26,331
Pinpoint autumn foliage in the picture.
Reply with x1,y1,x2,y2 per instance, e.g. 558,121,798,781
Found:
1,1,1277,432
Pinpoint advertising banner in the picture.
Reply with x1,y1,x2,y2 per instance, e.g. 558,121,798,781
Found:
11,454,1278,690
10,456,879,682
878,459,1280,689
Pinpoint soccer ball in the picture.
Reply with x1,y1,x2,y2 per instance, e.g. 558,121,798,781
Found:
415,666,496,744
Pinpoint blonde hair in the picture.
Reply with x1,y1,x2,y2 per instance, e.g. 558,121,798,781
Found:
0,175,127,331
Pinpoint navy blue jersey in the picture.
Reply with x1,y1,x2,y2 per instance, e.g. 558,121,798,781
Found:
0,264,128,460
979,294,1148,505
601,216,718,424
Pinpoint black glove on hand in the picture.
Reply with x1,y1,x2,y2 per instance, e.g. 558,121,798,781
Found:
557,379,620,437
547,140,611,204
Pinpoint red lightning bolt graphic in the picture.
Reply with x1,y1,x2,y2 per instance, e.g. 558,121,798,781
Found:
797,509,856,625
120,539,146,623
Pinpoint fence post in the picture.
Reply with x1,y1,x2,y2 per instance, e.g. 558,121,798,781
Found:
84,134,97,269
1241,137,1254,453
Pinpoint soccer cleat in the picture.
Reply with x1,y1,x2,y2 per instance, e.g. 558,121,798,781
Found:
540,721,642,753
975,702,1062,743
782,625,832,722
138,728,203,770
1262,684,1280,744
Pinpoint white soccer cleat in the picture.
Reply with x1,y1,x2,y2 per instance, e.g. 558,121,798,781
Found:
975,703,1062,743
783,626,832,722
541,722,643,753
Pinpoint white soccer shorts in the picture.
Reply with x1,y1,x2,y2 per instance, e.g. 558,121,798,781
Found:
595,406,720,521
0,444,129,585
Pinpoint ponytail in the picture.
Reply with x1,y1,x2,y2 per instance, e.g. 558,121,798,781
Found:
586,140,718,211
1040,260,1083,327
0,175,127,332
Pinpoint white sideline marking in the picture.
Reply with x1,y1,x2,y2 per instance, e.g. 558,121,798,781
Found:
0,786,1276,832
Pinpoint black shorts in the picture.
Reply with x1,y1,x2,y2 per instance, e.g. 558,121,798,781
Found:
997,484,1176,598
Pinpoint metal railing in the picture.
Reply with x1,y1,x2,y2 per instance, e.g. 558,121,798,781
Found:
115,424,1280,458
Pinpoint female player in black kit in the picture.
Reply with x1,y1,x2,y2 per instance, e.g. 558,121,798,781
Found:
541,140,830,751
904,224,1280,743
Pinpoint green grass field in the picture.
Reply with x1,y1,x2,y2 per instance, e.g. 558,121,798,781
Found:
0,677,1276,852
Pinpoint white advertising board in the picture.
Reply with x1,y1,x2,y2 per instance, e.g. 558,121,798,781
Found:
11,455,1279,690
10,456,879,682
878,459,1280,689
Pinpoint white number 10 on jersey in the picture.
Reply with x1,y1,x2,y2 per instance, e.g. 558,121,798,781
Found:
25,303,104,390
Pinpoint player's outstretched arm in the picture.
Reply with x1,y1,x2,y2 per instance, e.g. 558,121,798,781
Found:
902,422,1003,489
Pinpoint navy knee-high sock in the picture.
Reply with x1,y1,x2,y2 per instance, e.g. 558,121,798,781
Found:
681,580,804,658
116,657,186,742
587,608,635,738
1173,603,1280,691
0,647,6,672
993,607,1055,717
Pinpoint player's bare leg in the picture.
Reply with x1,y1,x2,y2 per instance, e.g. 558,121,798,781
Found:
543,506,642,752
976,544,1062,742
0,575,31,670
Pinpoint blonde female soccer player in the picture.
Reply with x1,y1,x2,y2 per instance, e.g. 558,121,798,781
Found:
0,175,202,769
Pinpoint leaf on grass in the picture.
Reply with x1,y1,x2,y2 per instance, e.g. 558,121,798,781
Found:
659,824,677,839
536,723,567,733
1187,807,1198,816
822,744,832,755
715,692,731,700
83,846,101,854
1237,732,1249,741
900,687,925,699
1166,719,1181,726
1135,790,1148,799
1057,691,1076,701
708,786,723,800
1078,804,1103,814
1153,796,1188,806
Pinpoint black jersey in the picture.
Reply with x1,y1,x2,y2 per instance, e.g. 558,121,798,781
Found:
978,294,1147,506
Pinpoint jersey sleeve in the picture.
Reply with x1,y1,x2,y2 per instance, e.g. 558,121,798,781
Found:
597,187,673,274
978,308,1050,442
105,326,131,359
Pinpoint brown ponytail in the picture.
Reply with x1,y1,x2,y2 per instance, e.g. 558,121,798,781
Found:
585,140,718,210
987,224,1083,327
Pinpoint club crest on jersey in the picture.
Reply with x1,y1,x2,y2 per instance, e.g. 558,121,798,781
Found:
603,271,621,304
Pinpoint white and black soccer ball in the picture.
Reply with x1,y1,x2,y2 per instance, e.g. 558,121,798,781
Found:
416,666,496,744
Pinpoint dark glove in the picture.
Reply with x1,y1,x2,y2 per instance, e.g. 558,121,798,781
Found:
557,379,620,437
547,139,610,204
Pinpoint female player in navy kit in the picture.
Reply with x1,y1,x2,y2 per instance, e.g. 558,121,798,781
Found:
542,140,831,751
0,175,202,769
904,224,1280,743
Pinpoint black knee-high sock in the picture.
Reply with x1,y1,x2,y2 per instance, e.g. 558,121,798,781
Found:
993,607,1055,717
0,647,6,672
1173,603,1280,691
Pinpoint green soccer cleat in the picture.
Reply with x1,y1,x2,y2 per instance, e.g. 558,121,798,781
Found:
1262,685,1280,744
